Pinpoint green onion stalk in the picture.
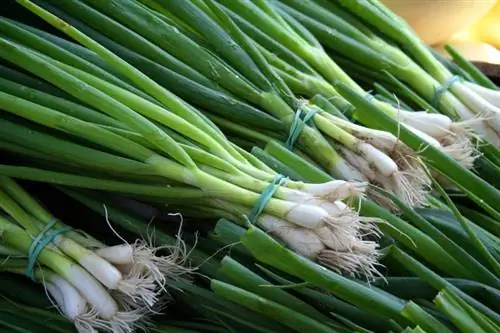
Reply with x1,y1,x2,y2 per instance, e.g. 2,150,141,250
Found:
0,177,192,332
434,287,500,333
1,0,380,277
273,0,499,146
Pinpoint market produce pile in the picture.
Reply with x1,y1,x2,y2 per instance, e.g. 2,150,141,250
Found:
0,0,498,332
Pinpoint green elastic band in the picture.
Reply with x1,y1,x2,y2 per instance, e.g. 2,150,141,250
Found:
432,75,462,108
26,219,71,281
285,107,317,150
247,174,287,224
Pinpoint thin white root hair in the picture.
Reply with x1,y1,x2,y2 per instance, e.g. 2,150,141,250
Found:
388,150,431,207
318,239,381,280
370,169,429,210
391,171,429,208
74,306,101,333
438,119,481,169
320,212,361,250
114,232,192,310
74,306,147,333
341,142,430,208
368,185,399,211
318,214,382,253
109,309,148,333
313,202,381,279
448,118,482,140
101,208,192,310
442,136,480,170
116,275,158,309
358,216,384,238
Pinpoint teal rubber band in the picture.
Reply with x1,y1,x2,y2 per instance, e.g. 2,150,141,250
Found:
285,107,317,150
26,219,71,281
285,109,303,150
247,174,288,224
432,75,462,108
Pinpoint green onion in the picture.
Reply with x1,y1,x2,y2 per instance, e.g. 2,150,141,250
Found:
211,279,340,333
444,45,498,91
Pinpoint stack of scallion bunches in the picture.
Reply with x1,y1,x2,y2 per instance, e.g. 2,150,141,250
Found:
0,0,498,332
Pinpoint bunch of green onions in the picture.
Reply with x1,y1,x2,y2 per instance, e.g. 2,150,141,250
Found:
338,0,500,141
0,177,190,332
267,0,499,145
0,0,384,277
210,0,481,176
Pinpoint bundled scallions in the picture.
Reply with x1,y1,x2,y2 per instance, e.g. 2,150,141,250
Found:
269,0,498,146
0,177,190,332
173,185,381,277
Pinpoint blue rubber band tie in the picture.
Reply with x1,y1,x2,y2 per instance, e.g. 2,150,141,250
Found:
247,174,288,224
432,75,462,108
285,107,318,150
25,219,71,281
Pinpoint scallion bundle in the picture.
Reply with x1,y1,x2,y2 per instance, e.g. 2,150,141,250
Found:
269,0,499,146
0,177,190,332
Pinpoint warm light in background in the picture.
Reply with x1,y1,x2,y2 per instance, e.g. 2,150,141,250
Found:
382,0,500,64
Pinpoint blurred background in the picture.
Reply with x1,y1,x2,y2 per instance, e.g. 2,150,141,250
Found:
383,0,500,66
